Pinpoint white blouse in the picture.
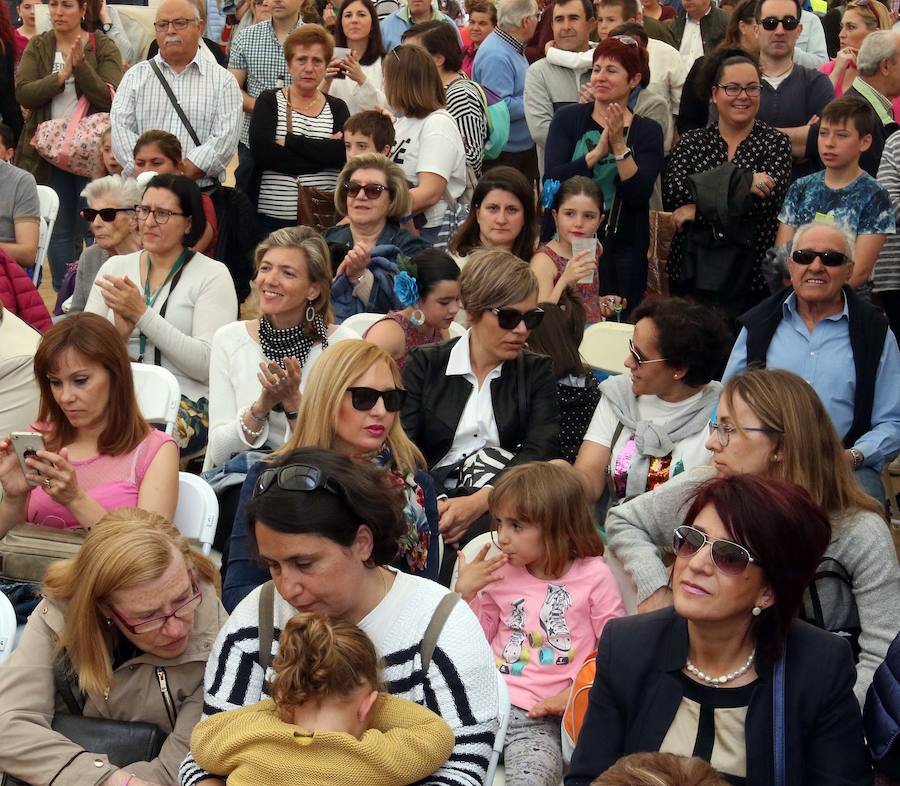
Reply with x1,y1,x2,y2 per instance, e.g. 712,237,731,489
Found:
327,57,387,116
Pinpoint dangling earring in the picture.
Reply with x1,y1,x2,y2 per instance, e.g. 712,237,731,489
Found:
305,301,316,323
410,308,425,327
751,606,762,617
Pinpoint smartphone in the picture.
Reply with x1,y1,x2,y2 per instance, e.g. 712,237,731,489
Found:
10,432,46,475
333,46,352,59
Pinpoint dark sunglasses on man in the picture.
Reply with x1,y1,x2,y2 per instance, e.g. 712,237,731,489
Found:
760,14,800,30
791,249,850,267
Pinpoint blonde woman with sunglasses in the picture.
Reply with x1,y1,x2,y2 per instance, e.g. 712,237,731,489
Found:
601,367,900,706
820,0,891,98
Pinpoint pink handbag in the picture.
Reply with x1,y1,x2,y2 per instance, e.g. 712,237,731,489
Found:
31,83,114,179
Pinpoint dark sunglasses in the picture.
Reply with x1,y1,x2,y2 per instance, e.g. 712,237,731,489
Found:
347,386,407,412
255,462,347,498
491,307,545,330
791,249,850,267
673,525,758,576
344,181,389,199
80,207,134,222
760,14,800,29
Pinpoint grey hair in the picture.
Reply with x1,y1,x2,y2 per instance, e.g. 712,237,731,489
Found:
791,220,856,261
498,0,538,30
856,29,898,75
81,175,142,208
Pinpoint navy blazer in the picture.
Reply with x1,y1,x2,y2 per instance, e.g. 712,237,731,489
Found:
400,338,560,473
566,607,872,786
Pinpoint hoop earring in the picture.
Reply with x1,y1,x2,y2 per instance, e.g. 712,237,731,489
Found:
305,302,316,323
410,308,425,326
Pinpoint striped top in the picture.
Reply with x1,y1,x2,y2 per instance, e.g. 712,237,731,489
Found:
258,91,341,220
876,130,900,292
446,76,487,177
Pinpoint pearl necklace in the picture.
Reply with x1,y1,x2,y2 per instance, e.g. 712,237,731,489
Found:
685,650,755,687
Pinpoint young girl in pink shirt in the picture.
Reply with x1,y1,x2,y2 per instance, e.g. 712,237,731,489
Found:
457,462,625,786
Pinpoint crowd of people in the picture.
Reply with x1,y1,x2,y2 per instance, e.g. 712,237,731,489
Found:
0,0,900,783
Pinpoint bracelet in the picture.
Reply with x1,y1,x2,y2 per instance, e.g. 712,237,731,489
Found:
246,403,267,424
239,406,266,438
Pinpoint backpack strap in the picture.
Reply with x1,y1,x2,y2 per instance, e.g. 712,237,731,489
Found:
258,580,275,673
420,592,460,673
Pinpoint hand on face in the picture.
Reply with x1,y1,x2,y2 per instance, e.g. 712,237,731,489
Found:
454,542,507,601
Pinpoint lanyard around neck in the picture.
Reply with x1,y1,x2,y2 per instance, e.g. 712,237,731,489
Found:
138,248,190,362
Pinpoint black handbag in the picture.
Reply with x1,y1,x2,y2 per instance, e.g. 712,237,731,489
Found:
0,653,171,786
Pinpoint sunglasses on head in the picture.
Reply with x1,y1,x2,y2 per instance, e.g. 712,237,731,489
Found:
255,462,347,498
673,525,758,576
612,34,639,46
80,207,134,222
791,248,849,267
347,386,407,412
343,180,389,199
760,14,800,29
490,306,545,330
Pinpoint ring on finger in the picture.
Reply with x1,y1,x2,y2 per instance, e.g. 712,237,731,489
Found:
43,478,52,490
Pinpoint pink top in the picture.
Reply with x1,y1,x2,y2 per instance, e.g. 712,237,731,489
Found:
536,243,604,324
469,556,625,711
819,60,900,118
26,429,175,529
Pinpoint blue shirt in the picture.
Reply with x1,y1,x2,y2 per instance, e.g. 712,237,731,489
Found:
472,29,532,153
724,292,900,470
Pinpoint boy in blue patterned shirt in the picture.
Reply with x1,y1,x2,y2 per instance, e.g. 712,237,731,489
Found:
775,96,895,292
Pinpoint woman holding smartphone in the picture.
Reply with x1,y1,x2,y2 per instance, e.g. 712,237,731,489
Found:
0,313,178,535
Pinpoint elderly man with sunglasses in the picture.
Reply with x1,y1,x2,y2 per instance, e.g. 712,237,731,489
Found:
724,220,900,504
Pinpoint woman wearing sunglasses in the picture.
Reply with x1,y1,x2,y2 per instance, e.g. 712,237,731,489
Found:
0,508,227,786
603,367,900,706
205,226,357,473
184,447,497,786
566,297,730,507
84,174,239,456
222,339,441,611
67,174,141,315
401,249,560,548
820,0,890,101
567,473,872,786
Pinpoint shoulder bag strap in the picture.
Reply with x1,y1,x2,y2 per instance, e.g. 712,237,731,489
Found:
258,580,275,673
517,352,526,436
148,60,201,147
152,250,194,367
53,651,85,716
773,650,786,786
606,420,626,501
420,592,460,673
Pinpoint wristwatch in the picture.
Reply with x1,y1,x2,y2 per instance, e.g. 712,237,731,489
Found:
849,447,865,468
99,21,112,32
613,147,633,161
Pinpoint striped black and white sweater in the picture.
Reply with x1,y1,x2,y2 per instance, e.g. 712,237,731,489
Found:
179,570,499,786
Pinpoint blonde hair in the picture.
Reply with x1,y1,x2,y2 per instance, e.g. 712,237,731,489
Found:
383,44,446,117
844,0,891,31
272,340,425,475
252,226,335,332
490,463,604,578
592,753,730,786
41,509,220,698
271,613,381,715
721,368,883,520
334,153,411,219
459,248,537,316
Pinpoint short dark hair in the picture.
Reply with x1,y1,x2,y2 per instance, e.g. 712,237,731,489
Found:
527,295,589,378
723,0,759,48
820,95,876,138
247,448,408,567
144,173,207,248
409,248,461,299
467,0,497,22
405,19,464,72
630,297,730,386
0,123,14,152
334,0,385,65
756,0,802,21
553,175,604,213
699,47,760,101
343,110,396,152
597,0,639,20
609,21,648,46
683,475,831,665
553,0,596,21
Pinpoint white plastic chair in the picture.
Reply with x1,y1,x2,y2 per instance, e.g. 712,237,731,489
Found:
33,185,59,286
173,472,218,556
131,363,181,435
486,670,511,785
579,321,635,376
0,591,16,664
341,312,387,337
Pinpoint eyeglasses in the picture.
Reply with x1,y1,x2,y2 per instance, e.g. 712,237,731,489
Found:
490,307,545,330
135,205,185,224
760,14,800,30
791,249,850,267
81,207,134,222
346,386,407,412
255,462,347,499
612,34,638,46
627,338,668,367
153,17,198,30
673,525,759,575
707,420,781,447
344,180,389,199
110,572,202,634
716,82,762,97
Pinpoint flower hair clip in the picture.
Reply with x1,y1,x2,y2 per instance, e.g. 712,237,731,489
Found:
394,271,419,308
541,179,561,209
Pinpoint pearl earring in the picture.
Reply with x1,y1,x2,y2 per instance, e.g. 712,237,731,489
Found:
751,606,762,617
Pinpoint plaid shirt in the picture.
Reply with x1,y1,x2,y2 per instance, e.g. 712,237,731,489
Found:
228,18,302,147
110,49,243,184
